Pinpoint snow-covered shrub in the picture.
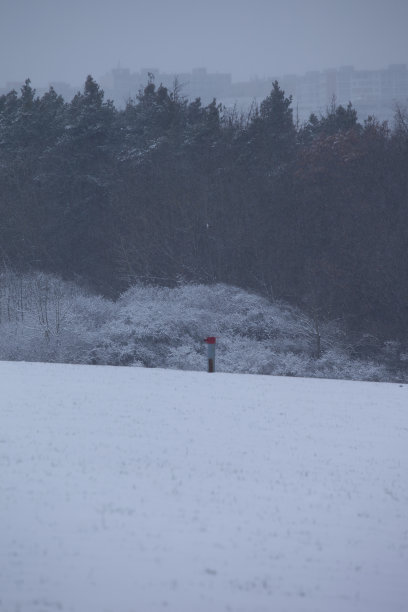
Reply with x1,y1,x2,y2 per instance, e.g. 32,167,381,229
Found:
0,274,404,382
312,348,389,382
0,272,113,364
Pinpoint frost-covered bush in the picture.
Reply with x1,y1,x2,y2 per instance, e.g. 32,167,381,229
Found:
0,273,405,382
0,271,112,364
92,283,309,369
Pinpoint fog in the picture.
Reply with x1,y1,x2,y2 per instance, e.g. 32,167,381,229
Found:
0,0,407,88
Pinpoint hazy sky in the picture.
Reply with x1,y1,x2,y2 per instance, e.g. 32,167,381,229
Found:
0,0,407,87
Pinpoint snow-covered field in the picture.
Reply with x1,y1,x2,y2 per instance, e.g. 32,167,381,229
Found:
1,361,407,612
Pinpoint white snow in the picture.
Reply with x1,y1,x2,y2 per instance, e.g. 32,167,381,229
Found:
0,360,407,612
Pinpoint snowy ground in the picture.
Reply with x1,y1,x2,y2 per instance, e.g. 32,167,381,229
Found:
0,361,407,612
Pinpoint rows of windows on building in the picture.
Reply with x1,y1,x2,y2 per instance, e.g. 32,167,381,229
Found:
2,64,407,123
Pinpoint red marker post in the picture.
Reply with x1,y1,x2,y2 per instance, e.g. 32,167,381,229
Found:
204,337,216,373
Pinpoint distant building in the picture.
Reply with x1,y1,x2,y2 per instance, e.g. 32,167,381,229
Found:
288,65,408,123
100,66,232,106
49,81,77,100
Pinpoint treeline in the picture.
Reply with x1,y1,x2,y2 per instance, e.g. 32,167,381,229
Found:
1,75,408,345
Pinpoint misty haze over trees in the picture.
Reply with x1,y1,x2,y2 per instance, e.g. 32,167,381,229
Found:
97,63,408,124
3,63,407,124
0,75,407,380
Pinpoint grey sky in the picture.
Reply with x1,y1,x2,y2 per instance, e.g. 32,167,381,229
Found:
0,0,407,88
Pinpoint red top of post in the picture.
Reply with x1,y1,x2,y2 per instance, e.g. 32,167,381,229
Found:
204,336,216,344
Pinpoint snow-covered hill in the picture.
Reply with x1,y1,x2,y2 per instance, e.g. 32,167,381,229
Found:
1,361,407,612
